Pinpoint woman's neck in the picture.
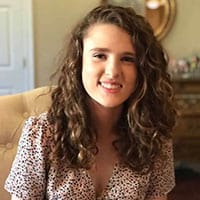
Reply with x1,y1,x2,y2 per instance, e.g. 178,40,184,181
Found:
88,99,123,136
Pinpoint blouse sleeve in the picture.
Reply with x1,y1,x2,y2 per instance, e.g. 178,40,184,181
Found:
4,113,52,200
145,138,175,199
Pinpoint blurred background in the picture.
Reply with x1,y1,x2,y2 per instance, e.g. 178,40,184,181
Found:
1,0,200,92
0,0,200,199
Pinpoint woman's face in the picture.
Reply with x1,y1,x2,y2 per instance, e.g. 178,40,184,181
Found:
82,23,137,108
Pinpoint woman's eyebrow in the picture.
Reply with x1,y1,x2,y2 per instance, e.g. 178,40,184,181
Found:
89,48,136,56
123,52,136,56
89,47,110,52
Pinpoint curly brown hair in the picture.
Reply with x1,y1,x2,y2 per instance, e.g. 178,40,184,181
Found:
48,4,176,172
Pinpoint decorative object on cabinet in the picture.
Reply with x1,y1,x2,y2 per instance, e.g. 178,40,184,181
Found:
100,0,177,40
169,55,200,80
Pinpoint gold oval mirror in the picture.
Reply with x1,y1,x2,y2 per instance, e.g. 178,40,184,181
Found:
100,0,176,40
145,0,176,40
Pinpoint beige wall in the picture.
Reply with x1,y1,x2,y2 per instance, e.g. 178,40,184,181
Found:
33,0,99,87
33,0,200,87
163,0,200,58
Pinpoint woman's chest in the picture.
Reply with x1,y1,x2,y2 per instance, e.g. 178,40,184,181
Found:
88,159,118,198
45,164,150,200
88,147,119,197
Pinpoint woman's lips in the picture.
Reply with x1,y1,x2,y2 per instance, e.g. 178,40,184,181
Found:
99,81,122,93
100,82,122,89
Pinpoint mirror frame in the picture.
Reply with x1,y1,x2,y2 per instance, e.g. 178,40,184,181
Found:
148,0,176,40
100,0,176,40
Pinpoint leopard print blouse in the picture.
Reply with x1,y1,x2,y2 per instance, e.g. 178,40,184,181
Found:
5,113,175,200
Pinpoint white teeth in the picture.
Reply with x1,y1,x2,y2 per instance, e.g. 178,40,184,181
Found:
101,82,121,89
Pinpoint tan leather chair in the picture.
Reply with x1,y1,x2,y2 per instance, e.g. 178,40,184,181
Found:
0,86,52,200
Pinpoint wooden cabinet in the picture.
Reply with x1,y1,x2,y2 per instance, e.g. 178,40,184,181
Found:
173,80,200,163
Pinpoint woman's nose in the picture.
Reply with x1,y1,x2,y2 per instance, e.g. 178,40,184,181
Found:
105,59,121,78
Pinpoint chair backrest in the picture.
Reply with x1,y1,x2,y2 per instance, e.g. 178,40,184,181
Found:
0,86,52,200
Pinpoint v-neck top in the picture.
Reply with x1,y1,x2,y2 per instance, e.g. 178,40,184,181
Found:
5,113,175,200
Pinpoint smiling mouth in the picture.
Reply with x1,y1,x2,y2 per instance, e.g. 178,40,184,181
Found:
99,82,122,89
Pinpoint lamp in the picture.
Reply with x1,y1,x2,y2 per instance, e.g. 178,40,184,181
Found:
146,0,166,9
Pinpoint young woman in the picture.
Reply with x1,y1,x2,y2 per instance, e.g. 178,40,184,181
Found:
5,4,176,200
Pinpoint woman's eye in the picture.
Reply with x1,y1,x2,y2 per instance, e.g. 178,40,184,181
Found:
121,56,136,63
93,53,106,60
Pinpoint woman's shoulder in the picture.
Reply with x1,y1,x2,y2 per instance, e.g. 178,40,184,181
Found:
26,112,49,124
22,112,54,146
25,112,51,129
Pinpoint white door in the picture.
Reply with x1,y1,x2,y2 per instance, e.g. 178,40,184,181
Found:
0,0,34,95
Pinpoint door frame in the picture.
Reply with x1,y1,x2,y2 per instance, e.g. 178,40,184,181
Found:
22,0,34,90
